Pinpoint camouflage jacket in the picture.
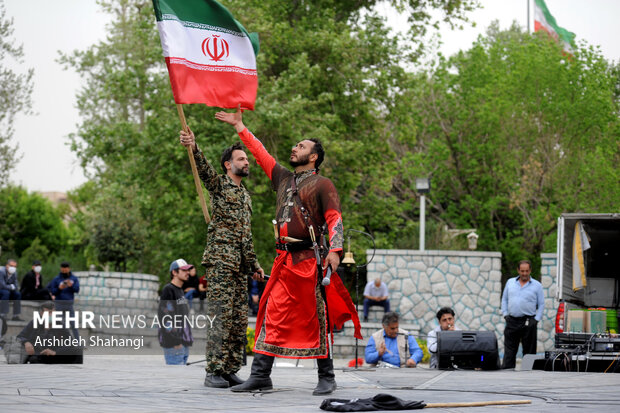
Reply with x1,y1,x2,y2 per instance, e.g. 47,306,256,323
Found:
193,148,260,274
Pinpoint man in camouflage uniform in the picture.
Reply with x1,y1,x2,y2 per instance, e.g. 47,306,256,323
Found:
180,127,264,388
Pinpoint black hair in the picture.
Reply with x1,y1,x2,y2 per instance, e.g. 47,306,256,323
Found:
60,262,71,268
220,142,245,173
436,307,455,320
517,259,532,270
307,138,324,170
381,311,400,326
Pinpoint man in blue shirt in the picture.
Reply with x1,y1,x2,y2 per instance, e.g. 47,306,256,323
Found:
500,259,545,369
365,312,423,368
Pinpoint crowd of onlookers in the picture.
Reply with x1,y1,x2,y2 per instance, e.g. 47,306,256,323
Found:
3,257,543,369
0,258,80,322
0,258,83,363
363,259,544,370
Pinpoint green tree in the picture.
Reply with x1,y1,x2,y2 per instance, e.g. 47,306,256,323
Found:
86,184,148,271
0,186,69,258
61,0,478,281
0,0,33,186
394,22,620,275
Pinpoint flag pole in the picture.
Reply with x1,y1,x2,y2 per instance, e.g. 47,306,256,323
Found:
176,103,211,224
527,0,531,33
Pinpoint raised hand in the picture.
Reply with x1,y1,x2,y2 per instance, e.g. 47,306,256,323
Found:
215,104,245,132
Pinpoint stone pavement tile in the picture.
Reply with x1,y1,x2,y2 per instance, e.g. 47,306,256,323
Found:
81,390,121,397
2,356,620,412
16,388,52,396
49,389,88,396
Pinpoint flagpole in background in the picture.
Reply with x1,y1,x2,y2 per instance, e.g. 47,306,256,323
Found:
176,104,211,224
527,0,531,33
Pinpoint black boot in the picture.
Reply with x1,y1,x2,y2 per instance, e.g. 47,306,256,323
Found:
204,373,230,388
230,353,274,392
222,372,244,386
313,357,337,395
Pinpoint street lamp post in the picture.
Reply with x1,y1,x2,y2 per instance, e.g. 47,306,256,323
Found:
415,177,431,251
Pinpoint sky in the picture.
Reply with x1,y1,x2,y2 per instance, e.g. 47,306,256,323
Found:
5,0,620,193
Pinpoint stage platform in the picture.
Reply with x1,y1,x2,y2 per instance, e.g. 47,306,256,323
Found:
2,354,620,412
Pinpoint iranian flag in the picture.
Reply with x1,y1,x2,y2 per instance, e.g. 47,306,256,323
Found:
152,0,259,109
534,0,575,52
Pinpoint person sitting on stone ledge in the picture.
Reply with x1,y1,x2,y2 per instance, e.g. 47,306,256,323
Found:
0,258,23,321
17,301,80,364
20,260,52,301
365,312,423,368
362,277,390,322
427,306,461,369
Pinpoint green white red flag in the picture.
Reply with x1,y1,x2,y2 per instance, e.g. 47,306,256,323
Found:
534,0,575,53
152,0,259,109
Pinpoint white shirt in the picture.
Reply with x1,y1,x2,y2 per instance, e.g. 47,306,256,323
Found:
427,324,461,369
363,281,388,298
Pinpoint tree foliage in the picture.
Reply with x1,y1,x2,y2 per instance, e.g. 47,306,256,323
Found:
0,0,33,186
60,0,477,280
86,184,148,271
395,22,619,275
0,186,69,258
59,1,618,283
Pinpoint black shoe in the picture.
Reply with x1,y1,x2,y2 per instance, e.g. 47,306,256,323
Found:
312,377,337,395
363,317,368,322
222,373,244,386
230,377,273,392
204,374,230,388
314,357,336,395
230,353,274,392
11,315,23,321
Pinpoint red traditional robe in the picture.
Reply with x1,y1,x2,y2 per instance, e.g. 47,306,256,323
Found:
239,129,362,359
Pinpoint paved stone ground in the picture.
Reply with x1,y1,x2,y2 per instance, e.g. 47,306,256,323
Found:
2,355,620,412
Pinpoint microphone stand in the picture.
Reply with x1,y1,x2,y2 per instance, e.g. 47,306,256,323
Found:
341,229,376,371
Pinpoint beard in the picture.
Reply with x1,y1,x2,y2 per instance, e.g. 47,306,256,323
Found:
232,164,249,177
289,153,311,168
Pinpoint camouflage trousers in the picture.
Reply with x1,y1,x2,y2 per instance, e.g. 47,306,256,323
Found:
205,266,248,374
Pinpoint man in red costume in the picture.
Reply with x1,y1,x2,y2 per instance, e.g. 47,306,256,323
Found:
215,108,361,395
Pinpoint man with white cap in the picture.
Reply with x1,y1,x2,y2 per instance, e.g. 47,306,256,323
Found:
158,258,194,365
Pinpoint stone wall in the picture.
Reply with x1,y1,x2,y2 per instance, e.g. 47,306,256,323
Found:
366,250,504,349
540,253,558,351
74,271,160,314
366,249,559,355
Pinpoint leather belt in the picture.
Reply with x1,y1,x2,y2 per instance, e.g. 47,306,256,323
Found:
276,240,313,252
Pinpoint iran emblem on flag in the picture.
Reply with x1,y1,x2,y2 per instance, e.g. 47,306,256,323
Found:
152,0,259,109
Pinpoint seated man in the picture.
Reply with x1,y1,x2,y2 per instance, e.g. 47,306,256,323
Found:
17,301,81,364
365,312,423,368
20,260,52,300
0,258,22,321
427,306,461,369
362,278,390,322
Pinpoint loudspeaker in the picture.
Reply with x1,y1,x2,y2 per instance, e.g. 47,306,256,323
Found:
437,330,499,370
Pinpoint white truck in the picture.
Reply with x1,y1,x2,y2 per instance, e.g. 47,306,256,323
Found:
555,213,620,326
539,213,620,371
